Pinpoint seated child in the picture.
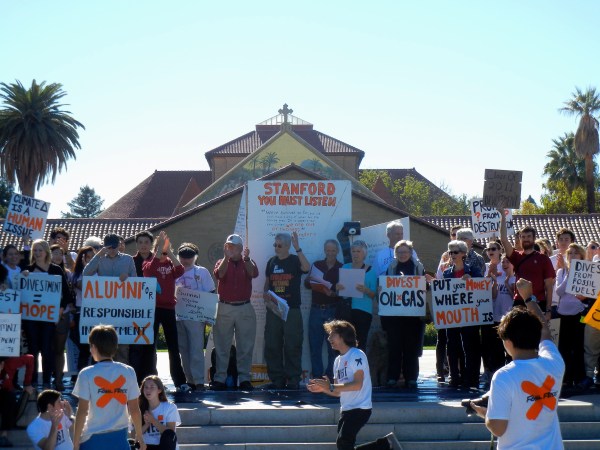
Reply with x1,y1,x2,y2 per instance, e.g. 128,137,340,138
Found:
27,389,74,450
72,325,146,450
139,375,180,450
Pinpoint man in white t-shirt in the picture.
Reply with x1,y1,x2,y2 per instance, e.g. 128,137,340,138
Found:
27,389,74,450
471,279,565,449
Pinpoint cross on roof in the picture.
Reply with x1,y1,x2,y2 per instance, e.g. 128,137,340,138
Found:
278,104,293,123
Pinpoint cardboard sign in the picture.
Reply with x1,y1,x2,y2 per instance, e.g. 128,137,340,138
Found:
583,296,600,331
378,275,426,316
0,289,20,314
0,314,21,357
483,169,522,209
431,277,494,329
17,273,62,323
80,276,156,344
565,260,600,298
470,199,515,239
3,193,50,239
175,286,218,324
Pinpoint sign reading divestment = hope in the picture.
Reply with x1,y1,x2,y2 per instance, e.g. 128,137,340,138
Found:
565,260,600,298
431,277,494,329
80,276,157,345
3,193,50,239
17,273,62,323
378,275,427,316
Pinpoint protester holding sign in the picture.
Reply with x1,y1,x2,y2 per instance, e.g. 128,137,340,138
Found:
382,240,426,389
22,239,73,388
555,243,588,388
70,246,96,372
442,240,484,388
2,237,31,289
337,240,377,352
305,239,343,380
175,242,215,391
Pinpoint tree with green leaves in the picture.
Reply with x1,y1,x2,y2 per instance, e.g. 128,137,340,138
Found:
560,87,600,212
537,180,589,214
0,176,14,218
0,80,84,197
543,132,589,195
62,185,104,218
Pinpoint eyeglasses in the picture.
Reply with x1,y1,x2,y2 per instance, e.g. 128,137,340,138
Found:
448,250,461,255
273,243,283,248
486,248,499,252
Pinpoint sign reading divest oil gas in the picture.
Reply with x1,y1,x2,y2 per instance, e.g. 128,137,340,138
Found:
3,193,50,239
0,314,21,357
378,275,426,316
431,277,494,329
17,273,62,322
80,276,156,344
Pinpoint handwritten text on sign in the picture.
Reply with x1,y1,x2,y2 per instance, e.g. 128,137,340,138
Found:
80,276,156,345
378,276,426,316
565,260,600,298
175,287,218,324
483,169,522,209
3,193,50,239
17,273,62,322
583,296,600,331
0,314,21,357
431,278,494,329
470,199,515,239
0,290,20,314
257,182,338,207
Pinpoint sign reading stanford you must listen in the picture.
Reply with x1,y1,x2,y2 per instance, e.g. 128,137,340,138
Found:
80,276,157,344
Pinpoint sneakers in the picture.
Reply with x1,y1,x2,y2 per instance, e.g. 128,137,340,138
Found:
209,380,227,391
385,432,404,450
239,381,254,391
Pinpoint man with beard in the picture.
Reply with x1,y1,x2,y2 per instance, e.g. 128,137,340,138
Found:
500,213,555,320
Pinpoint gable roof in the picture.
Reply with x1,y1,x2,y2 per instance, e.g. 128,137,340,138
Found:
99,170,212,219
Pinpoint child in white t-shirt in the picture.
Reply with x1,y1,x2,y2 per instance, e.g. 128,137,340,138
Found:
27,389,74,450
139,375,181,450
72,325,146,450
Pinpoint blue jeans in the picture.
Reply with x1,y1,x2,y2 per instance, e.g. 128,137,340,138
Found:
81,428,129,450
309,304,337,379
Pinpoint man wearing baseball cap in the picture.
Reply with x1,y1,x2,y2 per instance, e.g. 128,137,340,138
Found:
210,234,259,391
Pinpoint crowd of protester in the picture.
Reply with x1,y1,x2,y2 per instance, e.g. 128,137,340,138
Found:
1,217,600,449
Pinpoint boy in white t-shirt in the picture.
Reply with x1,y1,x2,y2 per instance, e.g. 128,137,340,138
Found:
72,325,146,450
471,279,566,449
27,389,74,450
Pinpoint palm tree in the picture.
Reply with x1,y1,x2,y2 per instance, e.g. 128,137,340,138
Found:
0,80,84,197
560,87,600,212
543,132,588,195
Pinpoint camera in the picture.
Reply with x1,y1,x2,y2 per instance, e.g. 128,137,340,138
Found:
461,394,488,416
341,221,361,237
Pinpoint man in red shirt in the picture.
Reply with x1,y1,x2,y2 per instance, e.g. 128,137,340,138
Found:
500,212,555,321
211,234,259,391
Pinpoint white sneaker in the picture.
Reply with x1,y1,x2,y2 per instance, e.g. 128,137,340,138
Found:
385,432,404,450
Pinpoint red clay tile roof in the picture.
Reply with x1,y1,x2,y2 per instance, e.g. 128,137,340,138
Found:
420,214,600,246
99,170,212,219
0,218,164,251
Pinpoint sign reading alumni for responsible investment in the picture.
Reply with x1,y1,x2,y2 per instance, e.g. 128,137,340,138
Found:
80,276,157,344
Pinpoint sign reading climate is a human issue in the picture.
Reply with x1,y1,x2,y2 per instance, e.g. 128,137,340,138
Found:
80,276,156,344
3,193,50,239
431,278,494,329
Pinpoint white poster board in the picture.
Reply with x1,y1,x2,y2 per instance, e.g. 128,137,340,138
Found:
338,268,366,298
0,314,21,357
80,276,156,345
0,289,20,314
3,193,50,239
470,199,515,239
431,277,494,329
175,286,218,324
378,275,427,316
565,259,600,298
361,218,410,270
17,273,62,322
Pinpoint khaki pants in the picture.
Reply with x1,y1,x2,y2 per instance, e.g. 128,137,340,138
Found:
177,320,206,385
212,302,256,383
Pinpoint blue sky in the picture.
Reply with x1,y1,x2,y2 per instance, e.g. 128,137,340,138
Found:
2,0,599,217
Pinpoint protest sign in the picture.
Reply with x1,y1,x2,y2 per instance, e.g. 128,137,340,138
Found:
483,169,522,209
548,318,560,346
3,193,50,239
17,273,62,322
360,218,410,269
378,275,426,316
431,277,494,329
338,268,366,298
0,314,21,357
583,296,600,331
175,286,218,324
470,199,515,239
0,289,20,314
565,259,600,298
265,290,290,321
80,276,156,344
